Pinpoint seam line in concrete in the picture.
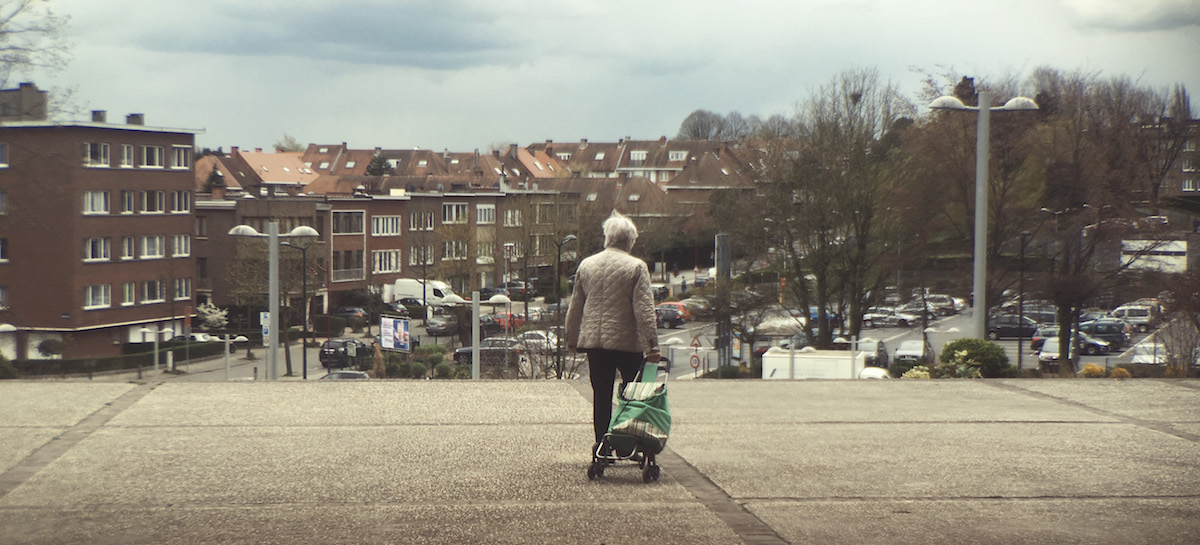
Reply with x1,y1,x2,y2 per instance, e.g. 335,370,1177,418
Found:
0,381,160,500
570,380,790,545
987,381,1200,443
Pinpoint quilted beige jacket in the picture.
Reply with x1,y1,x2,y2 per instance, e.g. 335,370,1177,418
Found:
564,247,660,355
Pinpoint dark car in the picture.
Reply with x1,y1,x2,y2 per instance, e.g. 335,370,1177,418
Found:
656,306,685,329
320,370,369,380
987,314,1038,340
333,306,367,319
319,338,370,369
1078,319,1130,350
454,337,524,366
1030,326,1058,352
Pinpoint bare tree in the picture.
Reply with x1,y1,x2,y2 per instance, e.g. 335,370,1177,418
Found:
676,109,724,140
0,0,70,88
273,133,303,153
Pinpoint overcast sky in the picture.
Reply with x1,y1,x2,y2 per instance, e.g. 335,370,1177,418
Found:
39,0,1200,152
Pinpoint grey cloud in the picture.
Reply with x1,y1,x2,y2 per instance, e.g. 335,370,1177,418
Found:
1063,0,1200,32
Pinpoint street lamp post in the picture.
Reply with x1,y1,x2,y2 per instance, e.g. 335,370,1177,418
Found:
1017,231,1031,371
281,233,320,380
139,327,174,371
552,234,577,379
930,90,1038,339
229,223,321,381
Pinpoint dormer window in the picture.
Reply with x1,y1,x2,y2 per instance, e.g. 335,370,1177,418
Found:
669,151,687,161
318,147,328,153
595,152,605,161
630,150,647,161
418,160,427,167
557,153,571,161
628,194,640,202
587,193,598,201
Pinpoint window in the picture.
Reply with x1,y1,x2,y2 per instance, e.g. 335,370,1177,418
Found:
372,215,402,236
141,235,165,259
83,190,109,214
173,278,191,300
442,240,468,261
172,234,190,257
536,203,555,224
373,250,402,273
332,211,364,234
141,190,165,213
477,241,495,259
332,250,364,282
318,161,330,169
417,159,427,167
0,286,6,309
442,203,468,224
142,146,164,167
121,236,135,259
345,161,356,169
630,150,647,161
197,257,207,280
171,146,190,169
0,189,6,214
669,150,687,161
409,211,434,231
121,191,135,214
409,245,434,266
503,209,522,227
121,282,136,306
1184,160,1197,172
171,191,190,213
0,143,8,167
556,152,571,161
84,284,111,309
477,204,496,225
121,144,134,167
142,280,165,303
595,152,605,161
1184,179,1196,192
195,216,208,238
83,142,110,166
84,237,110,261
0,238,7,262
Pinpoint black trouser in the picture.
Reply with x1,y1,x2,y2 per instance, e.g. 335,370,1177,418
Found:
586,349,643,444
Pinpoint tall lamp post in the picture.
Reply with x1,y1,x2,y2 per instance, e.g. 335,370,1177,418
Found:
930,90,1038,339
552,234,577,379
281,232,320,379
229,223,321,381
1017,231,1031,371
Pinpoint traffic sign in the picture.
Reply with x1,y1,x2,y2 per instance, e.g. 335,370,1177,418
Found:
690,335,702,348
690,354,701,369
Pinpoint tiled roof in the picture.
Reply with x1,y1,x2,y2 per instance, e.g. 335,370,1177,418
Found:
232,148,320,186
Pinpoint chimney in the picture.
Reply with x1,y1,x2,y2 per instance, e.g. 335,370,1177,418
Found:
126,113,144,125
212,185,227,200
230,146,240,157
91,110,107,123
254,147,262,153
508,143,518,159
659,135,667,143
580,138,588,147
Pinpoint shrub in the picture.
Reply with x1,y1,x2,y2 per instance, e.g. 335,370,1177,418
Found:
435,362,453,379
901,365,931,379
0,356,18,379
1109,367,1132,379
936,338,1010,378
385,359,408,378
1080,363,1106,378
409,360,431,379
890,357,923,378
701,364,746,379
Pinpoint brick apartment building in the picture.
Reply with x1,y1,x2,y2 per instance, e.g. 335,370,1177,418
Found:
0,109,199,360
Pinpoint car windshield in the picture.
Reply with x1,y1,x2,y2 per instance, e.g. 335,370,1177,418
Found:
897,341,923,351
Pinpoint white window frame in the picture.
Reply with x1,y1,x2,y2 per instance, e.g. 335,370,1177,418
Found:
0,189,6,214
121,282,136,306
172,234,191,257
442,203,468,224
503,209,522,227
372,215,402,236
1183,160,1197,173
140,235,165,259
171,191,190,213
1184,179,1196,192
141,190,165,214
595,152,605,161
83,142,110,167
121,144,134,167
142,145,164,168
84,284,111,309
409,211,434,231
630,150,647,161
142,280,165,303
83,190,110,214
442,240,469,261
84,237,111,262
669,150,687,161
409,245,434,266
372,249,403,274
477,204,496,225
171,146,190,169
173,278,191,300
345,161,356,169
121,190,136,214
121,236,136,260
0,143,8,167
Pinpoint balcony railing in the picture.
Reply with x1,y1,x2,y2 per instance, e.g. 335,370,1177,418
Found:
332,268,364,282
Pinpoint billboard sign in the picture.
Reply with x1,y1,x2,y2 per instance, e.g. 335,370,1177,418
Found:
381,316,412,352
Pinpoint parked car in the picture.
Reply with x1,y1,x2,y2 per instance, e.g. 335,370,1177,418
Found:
454,337,525,366
1038,337,1069,366
319,338,370,369
1078,319,1131,350
490,311,526,331
476,286,509,300
680,296,714,319
171,332,213,343
1030,326,1058,352
320,370,369,380
896,301,939,322
1110,304,1158,333
656,306,685,329
502,281,534,297
1038,333,1112,363
513,330,560,353
425,314,457,336
862,307,920,328
893,339,934,364
656,301,693,321
333,306,367,319
987,314,1039,340
829,337,889,368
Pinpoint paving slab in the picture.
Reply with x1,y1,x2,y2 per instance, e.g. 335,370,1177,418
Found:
998,379,1200,422
0,382,135,426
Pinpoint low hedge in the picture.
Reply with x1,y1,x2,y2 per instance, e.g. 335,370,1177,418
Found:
14,341,233,377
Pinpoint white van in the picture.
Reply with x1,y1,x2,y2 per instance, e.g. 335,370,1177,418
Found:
392,279,456,307
1110,305,1157,333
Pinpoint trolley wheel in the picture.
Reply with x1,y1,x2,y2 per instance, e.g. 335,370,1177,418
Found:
642,465,660,483
638,456,646,469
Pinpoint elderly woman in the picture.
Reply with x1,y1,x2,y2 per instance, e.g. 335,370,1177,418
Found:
565,212,661,448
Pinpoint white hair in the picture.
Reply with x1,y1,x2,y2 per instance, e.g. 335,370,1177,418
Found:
602,211,638,251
